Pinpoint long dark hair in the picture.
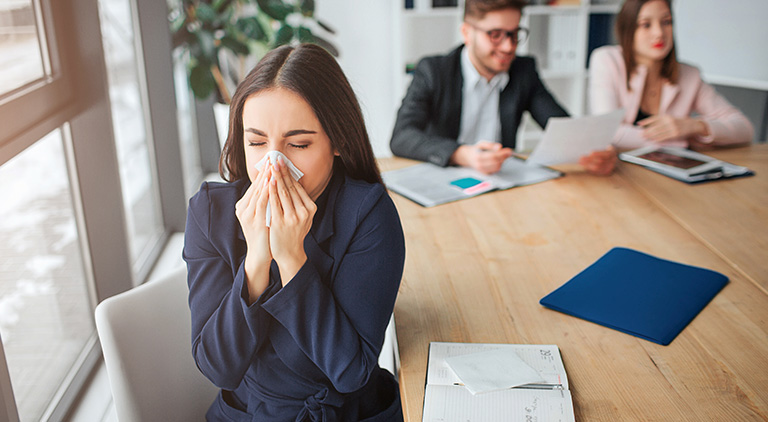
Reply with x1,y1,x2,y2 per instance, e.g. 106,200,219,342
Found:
616,0,679,90
219,44,381,184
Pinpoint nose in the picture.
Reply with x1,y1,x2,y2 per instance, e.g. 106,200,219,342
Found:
651,22,664,37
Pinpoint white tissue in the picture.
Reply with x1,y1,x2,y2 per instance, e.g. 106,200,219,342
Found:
254,151,304,227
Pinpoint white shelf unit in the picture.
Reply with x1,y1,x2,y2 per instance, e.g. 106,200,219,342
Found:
392,2,464,104
393,0,621,152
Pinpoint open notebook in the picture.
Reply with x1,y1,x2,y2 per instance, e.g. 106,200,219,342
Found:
422,342,575,422
382,157,561,207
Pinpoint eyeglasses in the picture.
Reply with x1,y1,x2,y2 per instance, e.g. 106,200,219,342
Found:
467,22,529,46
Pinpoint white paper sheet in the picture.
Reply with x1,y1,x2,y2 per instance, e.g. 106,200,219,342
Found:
445,348,546,395
526,110,624,165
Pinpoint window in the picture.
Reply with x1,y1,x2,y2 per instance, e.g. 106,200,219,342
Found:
98,0,164,276
174,48,204,198
0,0,188,418
0,128,94,421
0,0,47,96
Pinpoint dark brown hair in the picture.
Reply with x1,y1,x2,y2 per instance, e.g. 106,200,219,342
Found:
464,0,528,21
219,44,381,185
615,0,678,89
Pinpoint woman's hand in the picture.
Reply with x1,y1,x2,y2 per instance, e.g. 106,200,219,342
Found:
268,156,317,285
235,164,272,302
638,115,709,143
579,146,618,176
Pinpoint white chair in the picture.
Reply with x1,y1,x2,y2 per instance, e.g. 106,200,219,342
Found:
94,268,218,421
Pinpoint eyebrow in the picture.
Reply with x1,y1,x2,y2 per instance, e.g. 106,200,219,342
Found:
245,128,317,137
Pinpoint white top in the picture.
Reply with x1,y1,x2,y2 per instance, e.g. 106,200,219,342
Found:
457,48,510,146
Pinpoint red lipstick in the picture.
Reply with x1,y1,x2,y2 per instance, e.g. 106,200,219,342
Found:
652,41,665,49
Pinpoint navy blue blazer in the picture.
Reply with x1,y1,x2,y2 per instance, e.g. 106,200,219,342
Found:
183,170,406,421
390,45,569,167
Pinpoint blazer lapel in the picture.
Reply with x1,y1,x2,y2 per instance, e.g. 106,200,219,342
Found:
302,175,340,282
235,179,249,243
659,81,680,114
628,66,647,119
446,47,464,139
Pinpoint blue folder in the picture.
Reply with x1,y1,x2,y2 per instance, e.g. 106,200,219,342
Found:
540,247,728,346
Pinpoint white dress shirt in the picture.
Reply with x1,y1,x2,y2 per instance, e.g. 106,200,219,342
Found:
457,47,510,146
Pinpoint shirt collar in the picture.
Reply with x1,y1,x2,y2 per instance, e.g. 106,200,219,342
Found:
461,46,510,91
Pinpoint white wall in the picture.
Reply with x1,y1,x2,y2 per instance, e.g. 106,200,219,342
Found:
673,0,768,90
316,2,398,157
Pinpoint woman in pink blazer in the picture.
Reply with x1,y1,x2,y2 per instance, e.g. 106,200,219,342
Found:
588,0,754,150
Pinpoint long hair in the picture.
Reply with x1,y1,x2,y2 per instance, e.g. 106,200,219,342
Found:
219,44,381,185
464,0,528,21
615,0,679,90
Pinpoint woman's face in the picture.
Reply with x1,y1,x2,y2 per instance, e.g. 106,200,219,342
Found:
242,88,336,200
633,0,674,66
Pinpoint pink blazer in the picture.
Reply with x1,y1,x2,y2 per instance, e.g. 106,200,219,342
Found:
588,46,754,149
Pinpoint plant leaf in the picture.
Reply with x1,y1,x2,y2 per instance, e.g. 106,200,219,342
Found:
273,24,294,48
195,3,218,24
316,19,336,35
220,34,250,56
256,0,292,21
189,63,216,99
297,26,314,43
193,30,219,64
300,0,315,16
235,16,268,42
211,0,234,13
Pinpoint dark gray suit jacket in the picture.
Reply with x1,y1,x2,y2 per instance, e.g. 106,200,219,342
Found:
390,45,569,166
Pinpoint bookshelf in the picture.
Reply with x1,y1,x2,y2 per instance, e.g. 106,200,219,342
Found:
392,0,621,152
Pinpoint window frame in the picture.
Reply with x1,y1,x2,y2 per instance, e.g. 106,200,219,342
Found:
0,0,188,418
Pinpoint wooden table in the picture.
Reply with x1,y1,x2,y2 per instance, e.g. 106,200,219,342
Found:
379,144,768,421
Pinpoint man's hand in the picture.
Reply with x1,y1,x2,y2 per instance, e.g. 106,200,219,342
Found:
450,141,514,174
579,146,617,176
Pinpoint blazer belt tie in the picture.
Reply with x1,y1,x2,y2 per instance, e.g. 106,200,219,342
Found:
295,387,344,422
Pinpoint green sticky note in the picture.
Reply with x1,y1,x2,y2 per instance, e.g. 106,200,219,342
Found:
450,177,482,189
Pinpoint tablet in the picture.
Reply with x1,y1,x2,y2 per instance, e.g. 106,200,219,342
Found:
619,146,722,177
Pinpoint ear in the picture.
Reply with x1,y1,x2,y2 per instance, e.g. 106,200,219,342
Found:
333,149,340,157
461,22,472,46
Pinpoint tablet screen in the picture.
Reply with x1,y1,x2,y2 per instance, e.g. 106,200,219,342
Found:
637,151,707,169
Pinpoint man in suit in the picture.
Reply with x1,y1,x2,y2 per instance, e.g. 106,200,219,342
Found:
390,0,616,175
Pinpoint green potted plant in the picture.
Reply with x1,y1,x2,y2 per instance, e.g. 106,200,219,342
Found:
169,0,338,104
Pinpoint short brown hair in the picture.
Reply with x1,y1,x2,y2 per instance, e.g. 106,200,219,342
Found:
220,44,381,185
464,0,528,21
615,0,678,89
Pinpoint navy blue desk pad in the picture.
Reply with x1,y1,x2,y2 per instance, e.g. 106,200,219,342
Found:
540,247,729,346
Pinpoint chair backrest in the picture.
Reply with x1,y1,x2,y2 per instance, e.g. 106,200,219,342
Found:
95,267,218,421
